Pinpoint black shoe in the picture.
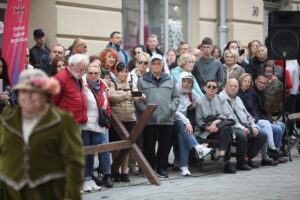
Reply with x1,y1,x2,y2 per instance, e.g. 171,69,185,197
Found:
214,155,225,162
274,156,288,163
267,148,284,158
173,160,180,171
223,163,236,174
157,169,169,178
236,163,251,171
92,174,103,186
113,173,121,182
248,160,259,169
120,173,130,182
261,158,278,166
102,174,113,188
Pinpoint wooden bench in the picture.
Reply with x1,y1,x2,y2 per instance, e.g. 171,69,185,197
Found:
84,104,161,186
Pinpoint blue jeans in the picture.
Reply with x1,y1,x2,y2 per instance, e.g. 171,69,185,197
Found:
271,121,285,148
174,120,199,167
82,130,111,180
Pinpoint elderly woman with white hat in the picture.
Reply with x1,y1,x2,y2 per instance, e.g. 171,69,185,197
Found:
0,69,84,200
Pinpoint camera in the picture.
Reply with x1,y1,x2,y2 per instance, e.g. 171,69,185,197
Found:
131,91,142,97
239,49,245,56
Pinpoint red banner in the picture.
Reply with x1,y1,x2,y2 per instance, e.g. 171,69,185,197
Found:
2,0,30,86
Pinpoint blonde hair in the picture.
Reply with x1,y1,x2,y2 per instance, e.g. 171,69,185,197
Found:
223,49,239,63
177,54,195,67
238,73,253,88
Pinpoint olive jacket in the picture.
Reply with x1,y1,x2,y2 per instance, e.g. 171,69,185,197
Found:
0,105,84,200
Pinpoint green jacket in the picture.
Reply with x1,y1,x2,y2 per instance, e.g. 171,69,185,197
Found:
0,105,84,200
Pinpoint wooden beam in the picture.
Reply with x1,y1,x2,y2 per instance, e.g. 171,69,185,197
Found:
84,141,131,155
129,104,157,143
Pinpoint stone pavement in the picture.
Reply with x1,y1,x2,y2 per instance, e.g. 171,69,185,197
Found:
82,148,300,200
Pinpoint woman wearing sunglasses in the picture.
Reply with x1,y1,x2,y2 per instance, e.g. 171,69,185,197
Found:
128,52,150,89
195,80,236,174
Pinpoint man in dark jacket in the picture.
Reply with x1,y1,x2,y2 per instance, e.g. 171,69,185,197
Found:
145,34,164,57
29,29,51,74
251,74,288,163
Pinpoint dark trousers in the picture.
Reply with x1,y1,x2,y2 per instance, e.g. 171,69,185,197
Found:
235,129,267,163
208,126,232,161
143,125,172,170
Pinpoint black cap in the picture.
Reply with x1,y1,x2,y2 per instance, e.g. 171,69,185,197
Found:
33,29,45,38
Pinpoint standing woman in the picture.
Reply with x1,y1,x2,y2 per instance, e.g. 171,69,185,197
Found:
99,48,119,80
0,69,84,200
245,40,261,64
109,63,145,182
81,63,113,192
128,52,150,89
50,56,67,76
223,49,245,84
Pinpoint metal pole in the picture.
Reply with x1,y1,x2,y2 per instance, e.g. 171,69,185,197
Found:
164,0,169,54
187,0,192,45
139,0,144,45
218,0,228,51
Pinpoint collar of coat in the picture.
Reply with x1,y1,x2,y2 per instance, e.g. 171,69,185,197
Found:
2,105,62,140
143,71,170,86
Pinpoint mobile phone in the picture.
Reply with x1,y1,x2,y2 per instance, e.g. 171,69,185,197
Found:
239,49,245,56
131,91,142,97
103,70,110,80
0,79,3,93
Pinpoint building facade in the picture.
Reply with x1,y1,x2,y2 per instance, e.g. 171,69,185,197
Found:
0,0,300,56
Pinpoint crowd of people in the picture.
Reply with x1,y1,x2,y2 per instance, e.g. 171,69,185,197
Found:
0,27,300,199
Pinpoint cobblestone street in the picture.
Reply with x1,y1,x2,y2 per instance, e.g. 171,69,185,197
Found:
83,148,300,200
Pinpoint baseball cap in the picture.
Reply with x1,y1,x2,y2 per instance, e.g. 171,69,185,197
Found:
33,29,45,38
150,54,163,62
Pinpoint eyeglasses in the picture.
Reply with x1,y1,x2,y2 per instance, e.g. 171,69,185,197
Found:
88,72,99,75
207,85,217,89
135,51,142,55
138,60,149,65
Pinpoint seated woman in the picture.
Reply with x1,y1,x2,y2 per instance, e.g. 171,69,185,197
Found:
108,63,145,182
223,49,245,84
171,53,204,97
174,72,212,176
237,73,281,166
195,80,236,174
263,60,283,111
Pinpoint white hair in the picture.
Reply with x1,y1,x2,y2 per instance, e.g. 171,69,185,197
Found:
68,54,89,66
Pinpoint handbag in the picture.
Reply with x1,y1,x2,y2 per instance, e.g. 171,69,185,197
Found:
91,88,111,128
216,118,236,129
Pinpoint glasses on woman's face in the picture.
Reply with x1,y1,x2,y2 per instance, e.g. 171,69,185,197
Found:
87,72,100,76
135,51,142,55
138,60,149,65
207,85,217,89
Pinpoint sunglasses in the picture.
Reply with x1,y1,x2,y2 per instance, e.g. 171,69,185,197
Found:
207,85,217,89
88,72,99,75
138,60,149,65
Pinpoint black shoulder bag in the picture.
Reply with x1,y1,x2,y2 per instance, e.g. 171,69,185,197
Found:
91,88,111,128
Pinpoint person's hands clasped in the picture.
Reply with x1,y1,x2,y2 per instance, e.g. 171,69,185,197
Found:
252,127,259,136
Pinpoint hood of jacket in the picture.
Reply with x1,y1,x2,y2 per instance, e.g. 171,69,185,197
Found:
176,71,194,95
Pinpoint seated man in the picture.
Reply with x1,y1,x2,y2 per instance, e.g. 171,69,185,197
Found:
219,78,267,170
173,72,212,176
250,74,287,163
195,80,236,174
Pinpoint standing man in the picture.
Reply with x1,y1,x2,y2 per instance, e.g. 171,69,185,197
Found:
29,28,51,73
145,34,164,57
106,31,130,64
66,38,88,61
137,54,179,178
192,37,224,91
52,54,89,124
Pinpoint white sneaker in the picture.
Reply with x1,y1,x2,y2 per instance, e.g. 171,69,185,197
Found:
180,167,191,176
82,181,92,192
195,145,212,159
89,180,101,191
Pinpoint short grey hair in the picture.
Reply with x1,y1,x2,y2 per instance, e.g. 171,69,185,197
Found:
223,49,239,63
69,54,89,66
136,52,150,62
177,53,195,67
